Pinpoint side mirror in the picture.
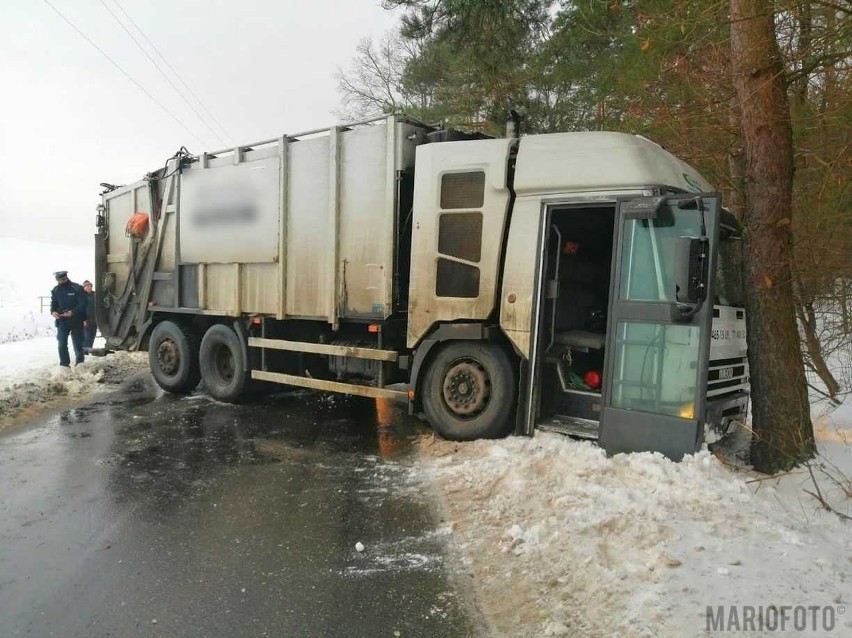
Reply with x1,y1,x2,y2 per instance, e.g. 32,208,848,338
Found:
672,236,708,322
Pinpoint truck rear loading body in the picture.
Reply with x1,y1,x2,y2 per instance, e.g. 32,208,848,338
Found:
95,115,749,460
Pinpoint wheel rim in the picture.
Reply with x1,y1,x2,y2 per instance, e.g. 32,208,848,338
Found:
441,358,491,418
211,343,235,384
157,338,180,376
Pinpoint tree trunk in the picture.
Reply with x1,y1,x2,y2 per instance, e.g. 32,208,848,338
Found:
730,0,815,472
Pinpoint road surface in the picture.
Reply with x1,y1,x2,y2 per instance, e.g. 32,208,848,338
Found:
0,374,484,637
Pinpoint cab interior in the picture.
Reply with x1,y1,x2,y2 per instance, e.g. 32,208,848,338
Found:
537,205,616,436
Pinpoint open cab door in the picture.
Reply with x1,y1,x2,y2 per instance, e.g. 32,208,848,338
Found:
599,194,721,460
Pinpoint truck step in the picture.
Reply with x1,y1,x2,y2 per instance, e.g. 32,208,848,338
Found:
537,415,600,440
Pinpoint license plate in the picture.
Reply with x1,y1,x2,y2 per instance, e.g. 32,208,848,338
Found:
719,367,734,380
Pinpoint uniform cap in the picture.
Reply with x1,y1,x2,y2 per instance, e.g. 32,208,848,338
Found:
54,271,68,280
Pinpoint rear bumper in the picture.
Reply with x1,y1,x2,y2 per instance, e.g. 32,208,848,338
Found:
706,391,749,433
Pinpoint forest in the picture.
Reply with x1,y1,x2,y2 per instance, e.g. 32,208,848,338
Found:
337,0,851,472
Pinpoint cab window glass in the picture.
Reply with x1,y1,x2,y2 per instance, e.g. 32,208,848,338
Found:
619,208,702,302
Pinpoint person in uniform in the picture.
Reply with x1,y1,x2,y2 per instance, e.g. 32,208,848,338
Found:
50,271,87,367
81,280,97,349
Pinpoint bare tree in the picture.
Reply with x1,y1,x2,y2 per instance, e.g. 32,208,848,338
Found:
335,34,408,120
335,31,441,121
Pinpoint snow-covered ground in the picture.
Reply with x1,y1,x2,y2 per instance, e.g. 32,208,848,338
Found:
414,417,851,638
0,334,146,427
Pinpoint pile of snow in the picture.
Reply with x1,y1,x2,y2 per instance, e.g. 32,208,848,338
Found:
415,429,851,637
0,336,146,426
0,236,94,343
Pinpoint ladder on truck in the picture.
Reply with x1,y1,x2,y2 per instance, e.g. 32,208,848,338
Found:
103,161,181,350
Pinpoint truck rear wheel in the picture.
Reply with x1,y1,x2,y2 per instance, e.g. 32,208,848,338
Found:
148,321,201,393
421,341,516,441
199,324,248,402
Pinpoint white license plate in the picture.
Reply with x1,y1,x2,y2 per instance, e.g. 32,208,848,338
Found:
719,367,734,380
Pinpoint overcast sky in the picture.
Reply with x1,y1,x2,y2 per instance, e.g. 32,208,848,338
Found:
0,0,397,246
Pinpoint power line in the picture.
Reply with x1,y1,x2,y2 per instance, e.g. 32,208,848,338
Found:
41,0,206,147
110,0,232,143
98,0,226,146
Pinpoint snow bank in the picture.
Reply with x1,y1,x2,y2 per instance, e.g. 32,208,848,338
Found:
414,432,851,637
0,336,147,427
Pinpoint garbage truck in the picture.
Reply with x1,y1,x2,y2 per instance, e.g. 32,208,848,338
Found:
94,114,749,459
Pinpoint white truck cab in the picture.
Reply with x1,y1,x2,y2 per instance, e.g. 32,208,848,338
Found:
407,130,749,458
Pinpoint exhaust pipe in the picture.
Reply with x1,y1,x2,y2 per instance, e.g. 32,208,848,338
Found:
506,109,522,138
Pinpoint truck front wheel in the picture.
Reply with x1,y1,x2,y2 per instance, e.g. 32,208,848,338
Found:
148,321,201,393
199,324,248,402
421,341,516,441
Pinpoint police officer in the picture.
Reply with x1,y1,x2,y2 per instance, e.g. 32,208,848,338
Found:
50,271,87,367
81,279,97,349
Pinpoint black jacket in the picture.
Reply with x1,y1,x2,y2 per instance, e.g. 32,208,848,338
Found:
83,290,97,326
50,281,87,324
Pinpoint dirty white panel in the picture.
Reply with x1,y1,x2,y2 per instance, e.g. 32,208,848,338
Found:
285,137,330,318
105,190,132,288
205,263,238,313
513,132,714,196
498,197,543,358
407,138,514,347
338,125,393,318
106,191,132,251
158,215,176,271
135,184,152,221
180,158,280,264
242,263,278,314
105,182,150,293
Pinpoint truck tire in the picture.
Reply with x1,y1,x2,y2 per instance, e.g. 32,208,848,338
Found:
148,321,201,393
421,341,516,441
199,324,248,402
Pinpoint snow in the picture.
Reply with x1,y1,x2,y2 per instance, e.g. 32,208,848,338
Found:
0,335,63,378
414,420,851,637
0,336,146,427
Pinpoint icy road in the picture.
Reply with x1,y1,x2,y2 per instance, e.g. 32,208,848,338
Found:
0,375,483,637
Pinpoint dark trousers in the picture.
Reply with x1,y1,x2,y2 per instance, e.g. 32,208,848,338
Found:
57,321,85,366
83,323,97,349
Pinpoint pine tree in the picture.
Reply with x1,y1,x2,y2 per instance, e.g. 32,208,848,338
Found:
730,0,815,471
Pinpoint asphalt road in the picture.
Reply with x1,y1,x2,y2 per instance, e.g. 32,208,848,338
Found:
0,374,484,637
